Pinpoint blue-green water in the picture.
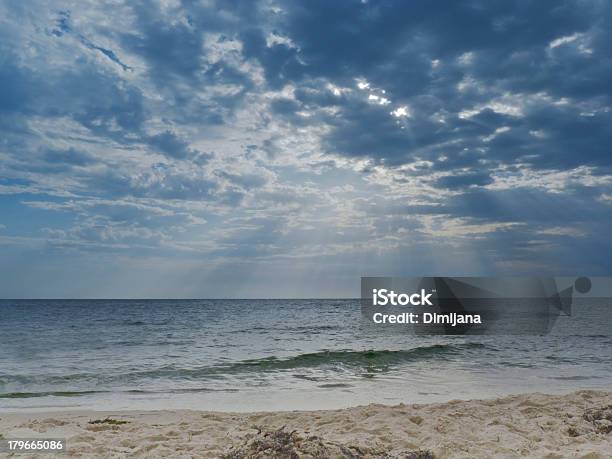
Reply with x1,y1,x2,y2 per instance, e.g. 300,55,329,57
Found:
0,299,611,412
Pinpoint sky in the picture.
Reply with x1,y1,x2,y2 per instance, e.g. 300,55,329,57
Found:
1,0,612,298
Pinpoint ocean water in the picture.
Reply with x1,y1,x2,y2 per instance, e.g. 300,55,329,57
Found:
0,299,611,412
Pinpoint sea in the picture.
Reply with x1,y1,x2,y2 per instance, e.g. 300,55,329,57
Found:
1,299,611,412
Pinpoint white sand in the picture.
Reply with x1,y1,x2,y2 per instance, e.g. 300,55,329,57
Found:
1,390,611,458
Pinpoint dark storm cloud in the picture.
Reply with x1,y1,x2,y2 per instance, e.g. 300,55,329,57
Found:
120,14,203,82
43,148,97,167
116,1,257,126
0,58,34,115
147,131,194,160
0,48,146,142
436,173,494,190
442,187,612,224
240,27,304,90
241,0,612,184
50,10,132,71
280,0,599,93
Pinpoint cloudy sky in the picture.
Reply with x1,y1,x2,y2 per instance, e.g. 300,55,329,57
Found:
1,1,611,298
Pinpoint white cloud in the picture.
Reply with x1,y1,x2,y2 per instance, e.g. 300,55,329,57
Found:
368,94,390,105
549,33,581,49
390,106,411,118
483,126,510,142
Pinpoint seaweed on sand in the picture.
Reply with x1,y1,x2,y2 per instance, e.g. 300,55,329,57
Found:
221,426,434,459
584,405,612,434
88,417,129,426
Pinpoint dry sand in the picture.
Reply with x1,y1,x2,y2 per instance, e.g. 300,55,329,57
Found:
1,390,611,458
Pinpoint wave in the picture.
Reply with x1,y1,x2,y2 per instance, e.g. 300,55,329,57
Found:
0,388,242,399
230,343,488,372
232,324,341,334
0,344,489,390
548,375,599,381
0,390,106,399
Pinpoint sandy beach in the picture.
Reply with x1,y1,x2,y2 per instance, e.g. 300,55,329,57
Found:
0,390,610,458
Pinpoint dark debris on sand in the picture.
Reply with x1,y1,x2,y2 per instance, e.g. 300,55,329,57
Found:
88,417,129,426
583,405,612,434
221,426,434,459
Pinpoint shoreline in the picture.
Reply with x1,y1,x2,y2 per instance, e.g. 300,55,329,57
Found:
1,390,610,458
